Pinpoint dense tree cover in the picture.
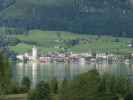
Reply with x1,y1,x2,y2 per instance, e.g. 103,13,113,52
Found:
0,51,26,95
28,81,51,100
59,70,133,100
21,77,31,92
60,70,100,100
98,74,132,100
26,69,133,100
125,93,133,100
0,0,15,11
0,51,11,95
0,0,133,36
50,78,58,94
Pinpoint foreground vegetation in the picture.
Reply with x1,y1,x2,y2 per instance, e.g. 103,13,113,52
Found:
27,70,133,100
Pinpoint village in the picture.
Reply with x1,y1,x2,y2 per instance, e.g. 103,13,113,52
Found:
16,46,133,64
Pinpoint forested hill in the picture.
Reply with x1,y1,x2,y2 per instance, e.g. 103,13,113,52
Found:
0,0,133,36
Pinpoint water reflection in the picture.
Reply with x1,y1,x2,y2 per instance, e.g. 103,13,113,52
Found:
32,62,38,87
12,61,133,86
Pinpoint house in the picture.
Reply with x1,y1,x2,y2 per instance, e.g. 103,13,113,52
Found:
128,43,133,48
16,46,38,61
16,54,24,61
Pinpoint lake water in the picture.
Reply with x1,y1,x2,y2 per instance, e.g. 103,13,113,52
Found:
11,61,133,87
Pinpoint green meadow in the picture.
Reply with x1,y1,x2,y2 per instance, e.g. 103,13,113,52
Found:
9,30,133,54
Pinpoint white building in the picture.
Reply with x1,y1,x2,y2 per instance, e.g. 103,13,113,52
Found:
128,43,133,48
32,46,38,60
96,53,107,59
16,54,24,61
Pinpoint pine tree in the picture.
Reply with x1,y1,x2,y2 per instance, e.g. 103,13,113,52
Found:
0,51,11,95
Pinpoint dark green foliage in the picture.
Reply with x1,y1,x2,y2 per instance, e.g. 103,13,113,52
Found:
21,76,31,92
7,37,20,46
0,0,15,11
0,52,27,95
114,38,120,42
97,93,118,100
7,81,31,94
7,81,27,94
50,78,58,94
0,51,11,80
7,81,20,94
28,81,51,100
60,70,100,100
65,39,80,47
0,0,133,36
28,90,38,100
99,74,131,97
61,78,68,89
98,74,133,100
59,70,133,100
0,51,11,95
125,93,133,100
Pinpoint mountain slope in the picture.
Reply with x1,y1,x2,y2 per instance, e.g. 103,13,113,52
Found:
0,0,133,36
0,0,15,11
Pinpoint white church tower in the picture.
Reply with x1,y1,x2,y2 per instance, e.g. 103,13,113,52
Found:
32,46,37,60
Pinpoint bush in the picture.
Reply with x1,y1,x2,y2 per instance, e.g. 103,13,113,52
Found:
50,78,58,94
21,76,31,92
28,81,51,100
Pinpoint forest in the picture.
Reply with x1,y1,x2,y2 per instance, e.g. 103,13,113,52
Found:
0,0,132,36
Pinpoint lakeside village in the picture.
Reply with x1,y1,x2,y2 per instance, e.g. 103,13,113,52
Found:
16,46,133,64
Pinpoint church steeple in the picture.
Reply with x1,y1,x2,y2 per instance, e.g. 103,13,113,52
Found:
32,46,37,60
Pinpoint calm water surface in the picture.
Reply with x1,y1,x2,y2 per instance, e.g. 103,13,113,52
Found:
11,61,133,87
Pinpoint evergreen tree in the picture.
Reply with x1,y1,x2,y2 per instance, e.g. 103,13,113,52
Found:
28,81,51,100
60,70,100,100
50,78,58,94
0,51,11,95
60,70,132,100
21,76,31,92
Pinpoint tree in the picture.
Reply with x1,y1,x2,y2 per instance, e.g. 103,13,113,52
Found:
61,77,68,89
57,32,62,41
60,70,132,100
60,70,100,100
125,93,133,100
21,76,31,92
28,81,51,100
50,78,58,94
98,74,130,100
0,51,11,95
28,90,39,100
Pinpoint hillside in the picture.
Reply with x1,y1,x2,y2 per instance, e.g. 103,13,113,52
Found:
0,0,133,36
9,30,133,54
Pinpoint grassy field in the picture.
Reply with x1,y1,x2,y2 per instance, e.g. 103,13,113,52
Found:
9,30,133,54
10,30,82,54
71,36,133,54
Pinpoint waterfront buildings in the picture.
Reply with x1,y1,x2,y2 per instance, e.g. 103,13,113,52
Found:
16,46,133,64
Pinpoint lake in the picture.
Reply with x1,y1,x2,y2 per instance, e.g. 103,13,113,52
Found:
11,61,133,87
